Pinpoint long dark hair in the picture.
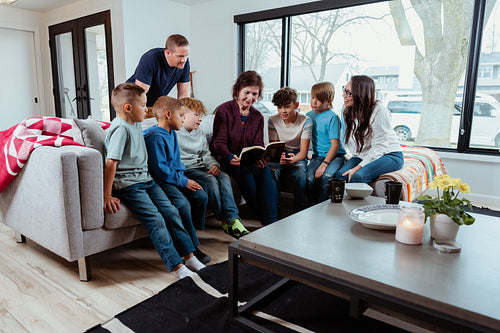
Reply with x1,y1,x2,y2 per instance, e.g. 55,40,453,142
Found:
343,75,377,153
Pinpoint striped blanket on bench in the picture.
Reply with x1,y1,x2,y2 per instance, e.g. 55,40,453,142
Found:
370,146,447,202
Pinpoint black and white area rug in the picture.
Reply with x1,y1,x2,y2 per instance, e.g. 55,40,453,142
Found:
86,261,406,333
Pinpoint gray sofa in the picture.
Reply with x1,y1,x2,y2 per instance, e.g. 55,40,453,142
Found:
0,115,438,282
0,119,148,281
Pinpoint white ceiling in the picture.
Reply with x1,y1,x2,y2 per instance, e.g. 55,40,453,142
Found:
5,0,214,12
4,0,79,12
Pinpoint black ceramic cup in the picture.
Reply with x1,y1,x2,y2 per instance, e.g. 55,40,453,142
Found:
329,178,346,203
385,181,403,204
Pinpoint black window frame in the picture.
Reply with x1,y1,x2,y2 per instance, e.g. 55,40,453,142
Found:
235,0,499,156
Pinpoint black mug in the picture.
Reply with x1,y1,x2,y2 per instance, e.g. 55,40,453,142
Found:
329,178,346,203
385,181,403,204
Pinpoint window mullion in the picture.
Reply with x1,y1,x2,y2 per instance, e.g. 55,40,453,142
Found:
281,17,291,87
237,23,245,75
459,0,486,152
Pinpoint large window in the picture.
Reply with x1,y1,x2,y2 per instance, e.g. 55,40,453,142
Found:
236,0,500,154
243,19,282,114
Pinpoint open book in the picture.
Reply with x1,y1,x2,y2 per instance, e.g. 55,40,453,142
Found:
239,141,285,166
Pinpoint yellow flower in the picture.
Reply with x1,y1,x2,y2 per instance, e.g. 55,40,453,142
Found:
419,174,474,226
434,175,460,191
459,182,470,193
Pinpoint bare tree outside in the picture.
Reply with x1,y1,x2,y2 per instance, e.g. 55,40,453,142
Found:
390,0,497,146
291,10,385,82
244,20,281,73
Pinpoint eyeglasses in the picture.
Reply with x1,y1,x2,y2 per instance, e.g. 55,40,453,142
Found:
343,88,352,97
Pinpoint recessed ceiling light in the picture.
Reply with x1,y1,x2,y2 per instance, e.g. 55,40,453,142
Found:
0,0,18,4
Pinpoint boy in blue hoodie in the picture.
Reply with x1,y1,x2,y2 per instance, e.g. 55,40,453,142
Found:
143,96,211,264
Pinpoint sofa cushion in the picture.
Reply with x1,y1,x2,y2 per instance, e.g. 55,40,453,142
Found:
104,204,142,229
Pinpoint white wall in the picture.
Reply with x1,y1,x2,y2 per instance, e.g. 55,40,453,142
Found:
439,152,500,207
122,0,190,80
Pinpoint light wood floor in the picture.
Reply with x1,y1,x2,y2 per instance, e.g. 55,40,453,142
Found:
0,213,265,333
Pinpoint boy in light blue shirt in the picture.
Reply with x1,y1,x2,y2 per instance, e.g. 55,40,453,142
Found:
305,81,346,204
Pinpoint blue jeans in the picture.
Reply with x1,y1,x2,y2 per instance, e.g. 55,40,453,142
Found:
157,182,205,238
227,164,278,225
334,151,404,183
269,159,307,212
113,180,195,271
185,168,240,224
307,154,345,204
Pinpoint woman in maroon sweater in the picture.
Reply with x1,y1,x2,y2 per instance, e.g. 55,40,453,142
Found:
210,71,278,225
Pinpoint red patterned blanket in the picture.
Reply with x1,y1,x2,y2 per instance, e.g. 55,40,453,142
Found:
0,117,88,193
376,146,447,202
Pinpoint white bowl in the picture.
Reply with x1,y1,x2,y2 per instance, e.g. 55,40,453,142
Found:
345,183,373,198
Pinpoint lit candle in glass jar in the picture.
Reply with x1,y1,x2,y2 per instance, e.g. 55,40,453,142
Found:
395,206,424,245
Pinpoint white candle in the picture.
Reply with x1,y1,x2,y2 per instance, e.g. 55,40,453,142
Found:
395,216,424,245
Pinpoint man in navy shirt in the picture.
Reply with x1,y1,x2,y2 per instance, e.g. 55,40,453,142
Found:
127,34,191,106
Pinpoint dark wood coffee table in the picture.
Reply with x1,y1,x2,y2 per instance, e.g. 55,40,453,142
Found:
228,196,500,332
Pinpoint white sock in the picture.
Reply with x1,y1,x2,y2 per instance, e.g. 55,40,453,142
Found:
185,256,206,272
175,265,194,280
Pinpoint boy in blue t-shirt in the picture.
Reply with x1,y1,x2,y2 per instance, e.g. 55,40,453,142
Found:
305,81,346,204
104,83,204,280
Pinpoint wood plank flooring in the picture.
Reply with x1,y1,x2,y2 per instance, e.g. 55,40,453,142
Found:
0,214,263,333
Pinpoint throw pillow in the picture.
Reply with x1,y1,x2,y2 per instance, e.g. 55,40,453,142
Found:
67,119,85,145
74,117,106,161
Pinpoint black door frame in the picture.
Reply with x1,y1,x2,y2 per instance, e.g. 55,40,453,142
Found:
49,10,115,119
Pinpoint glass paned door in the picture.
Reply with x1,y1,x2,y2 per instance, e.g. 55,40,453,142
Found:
85,24,110,121
54,32,77,118
49,11,114,120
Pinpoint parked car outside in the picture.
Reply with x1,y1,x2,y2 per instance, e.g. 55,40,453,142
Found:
253,100,277,115
384,91,500,148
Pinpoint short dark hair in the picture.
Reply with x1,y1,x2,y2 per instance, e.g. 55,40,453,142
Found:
111,83,145,111
272,86,298,107
231,70,263,100
165,34,189,51
152,96,184,120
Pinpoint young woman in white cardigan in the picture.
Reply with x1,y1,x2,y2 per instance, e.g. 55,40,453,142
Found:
335,75,404,183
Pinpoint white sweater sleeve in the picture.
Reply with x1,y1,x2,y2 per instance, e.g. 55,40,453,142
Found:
358,103,401,167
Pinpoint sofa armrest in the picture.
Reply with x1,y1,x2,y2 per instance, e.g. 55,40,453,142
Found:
0,146,102,261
